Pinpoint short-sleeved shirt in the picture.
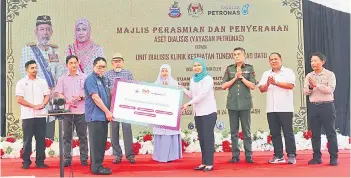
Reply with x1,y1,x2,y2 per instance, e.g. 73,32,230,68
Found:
55,72,87,113
15,76,50,119
222,63,256,110
104,69,134,90
303,68,336,102
84,72,111,122
258,66,295,113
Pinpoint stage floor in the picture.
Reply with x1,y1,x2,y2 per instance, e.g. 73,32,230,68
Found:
1,150,350,177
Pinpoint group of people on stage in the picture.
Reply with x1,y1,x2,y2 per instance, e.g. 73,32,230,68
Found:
15,15,339,175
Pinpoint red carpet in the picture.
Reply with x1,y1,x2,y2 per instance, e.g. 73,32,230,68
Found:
1,150,350,177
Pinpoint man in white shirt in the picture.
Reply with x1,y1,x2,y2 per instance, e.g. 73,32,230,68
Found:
16,60,50,169
258,53,297,164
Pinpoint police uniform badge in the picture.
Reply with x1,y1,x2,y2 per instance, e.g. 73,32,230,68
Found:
216,120,225,130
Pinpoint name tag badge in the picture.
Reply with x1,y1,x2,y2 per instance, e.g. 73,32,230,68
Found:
97,81,102,85
242,71,250,74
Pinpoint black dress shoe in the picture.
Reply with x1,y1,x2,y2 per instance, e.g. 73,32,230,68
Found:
36,164,49,168
308,158,322,164
64,160,71,167
194,165,206,170
203,166,213,172
246,157,254,164
229,157,240,163
81,160,88,166
22,164,30,169
330,159,339,166
112,158,122,164
92,167,112,175
128,157,136,164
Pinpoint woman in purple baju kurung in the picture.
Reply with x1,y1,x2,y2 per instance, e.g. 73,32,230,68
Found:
152,64,182,163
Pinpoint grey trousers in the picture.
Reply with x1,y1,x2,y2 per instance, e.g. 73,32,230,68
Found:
88,121,108,173
228,109,252,158
110,121,134,159
194,112,217,166
63,114,88,162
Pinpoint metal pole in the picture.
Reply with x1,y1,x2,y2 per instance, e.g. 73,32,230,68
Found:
59,117,64,177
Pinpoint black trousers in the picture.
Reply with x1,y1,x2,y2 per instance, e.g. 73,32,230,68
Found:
22,117,46,165
88,121,108,172
309,102,338,159
46,120,55,139
228,110,252,157
194,112,217,166
63,114,88,162
267,112,296,157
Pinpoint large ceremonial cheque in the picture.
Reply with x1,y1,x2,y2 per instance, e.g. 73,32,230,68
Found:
110,80,183,130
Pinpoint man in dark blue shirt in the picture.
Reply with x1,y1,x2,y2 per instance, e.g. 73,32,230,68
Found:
84,57,112,175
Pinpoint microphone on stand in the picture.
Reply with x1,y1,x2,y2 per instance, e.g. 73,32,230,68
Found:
49,94,67,114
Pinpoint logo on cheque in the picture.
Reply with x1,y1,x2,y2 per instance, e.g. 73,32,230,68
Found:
188,3,203,17
142,89,150,94
168,1,182,18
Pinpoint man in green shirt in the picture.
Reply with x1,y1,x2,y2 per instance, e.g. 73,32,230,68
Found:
222,47,256,163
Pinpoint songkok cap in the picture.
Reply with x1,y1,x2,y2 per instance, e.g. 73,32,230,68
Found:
36,15,52,27
112,53,124,61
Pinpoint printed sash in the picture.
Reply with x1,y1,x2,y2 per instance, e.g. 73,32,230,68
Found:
30,46,56,88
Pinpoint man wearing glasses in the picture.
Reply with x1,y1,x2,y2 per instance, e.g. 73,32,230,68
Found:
84,57,112,175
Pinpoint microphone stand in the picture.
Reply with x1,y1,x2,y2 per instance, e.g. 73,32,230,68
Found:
48,98,66,178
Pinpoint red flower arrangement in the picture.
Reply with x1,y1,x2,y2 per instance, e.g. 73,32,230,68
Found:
72,139,80,148
303,130,313,140
238,132,244,140
5,137,16,143
143,134,153,142
45,138,53,148
19,148,32,159
105,141,111,151
1,149,4,158
133,142,141,155
182,139,189,152
222,140,231,152
326,142,329,149
267,135,272,144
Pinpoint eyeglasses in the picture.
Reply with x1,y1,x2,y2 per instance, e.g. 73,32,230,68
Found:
95,65,106,69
